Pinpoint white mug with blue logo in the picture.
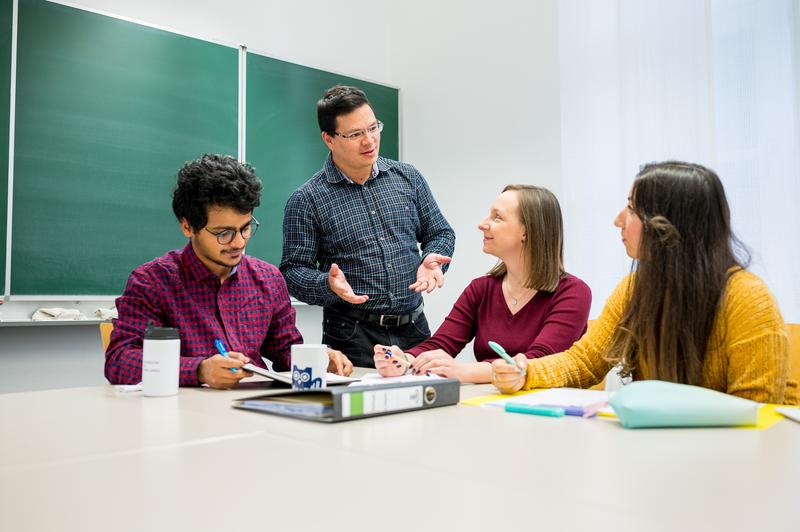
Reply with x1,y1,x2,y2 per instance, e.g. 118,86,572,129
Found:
291,344,328,391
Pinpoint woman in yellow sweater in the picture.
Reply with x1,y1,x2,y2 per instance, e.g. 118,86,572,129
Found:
492,161,796,405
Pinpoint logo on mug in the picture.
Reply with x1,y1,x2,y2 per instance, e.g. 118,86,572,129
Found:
292,365,323,389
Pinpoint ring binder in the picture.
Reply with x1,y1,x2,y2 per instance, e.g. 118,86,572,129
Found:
233,378,460,422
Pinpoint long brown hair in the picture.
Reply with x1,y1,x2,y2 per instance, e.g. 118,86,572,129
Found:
605,162,749,384
488,185,565,292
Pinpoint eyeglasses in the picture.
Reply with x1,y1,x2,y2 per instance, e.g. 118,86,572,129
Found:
204,217,260,245
334,120,384,141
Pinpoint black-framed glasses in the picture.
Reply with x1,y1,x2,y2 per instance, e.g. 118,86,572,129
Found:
204,217,260,245
334,120,384,141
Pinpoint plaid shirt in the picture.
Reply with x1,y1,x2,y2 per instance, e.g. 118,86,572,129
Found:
105,243,302,385
280,155,455,314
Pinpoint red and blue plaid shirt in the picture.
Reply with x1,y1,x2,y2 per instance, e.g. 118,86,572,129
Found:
105,243,302,385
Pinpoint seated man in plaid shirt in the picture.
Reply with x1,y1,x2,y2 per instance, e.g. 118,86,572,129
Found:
281,85,456,368
105,154,352,389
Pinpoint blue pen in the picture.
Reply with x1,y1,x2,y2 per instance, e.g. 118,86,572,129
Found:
214,339,238,373
488,341,525,375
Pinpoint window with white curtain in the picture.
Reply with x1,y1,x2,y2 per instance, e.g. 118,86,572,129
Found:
558,0,800,323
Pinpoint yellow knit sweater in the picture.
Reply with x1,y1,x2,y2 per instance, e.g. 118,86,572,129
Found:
523,270,797,405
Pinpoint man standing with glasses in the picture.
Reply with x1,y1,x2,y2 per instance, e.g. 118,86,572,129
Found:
105,154,352,389
281,85,455,368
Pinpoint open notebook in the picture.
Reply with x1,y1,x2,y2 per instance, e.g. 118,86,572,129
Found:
241,363,360,386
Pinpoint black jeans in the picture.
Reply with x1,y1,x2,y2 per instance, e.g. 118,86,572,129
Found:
322,308,431,368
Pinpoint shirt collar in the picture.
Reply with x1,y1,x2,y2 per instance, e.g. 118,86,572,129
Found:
324,153,382,184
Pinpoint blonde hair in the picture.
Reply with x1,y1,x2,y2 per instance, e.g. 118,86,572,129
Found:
487,185,564,291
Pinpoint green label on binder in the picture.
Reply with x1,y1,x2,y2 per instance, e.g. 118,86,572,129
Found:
343,387,425,417
347,392,363,417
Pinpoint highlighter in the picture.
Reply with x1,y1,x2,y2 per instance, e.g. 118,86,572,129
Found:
505,403,565,417
488,340,525,375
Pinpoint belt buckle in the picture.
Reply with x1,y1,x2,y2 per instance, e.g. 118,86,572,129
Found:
379,314,401,327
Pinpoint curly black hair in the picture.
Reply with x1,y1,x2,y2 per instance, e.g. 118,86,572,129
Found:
172,154,262,231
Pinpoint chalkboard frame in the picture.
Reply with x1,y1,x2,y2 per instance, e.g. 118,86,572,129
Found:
0,0,13,296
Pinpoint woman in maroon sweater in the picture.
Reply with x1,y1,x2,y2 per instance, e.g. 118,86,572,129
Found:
374,185,591,383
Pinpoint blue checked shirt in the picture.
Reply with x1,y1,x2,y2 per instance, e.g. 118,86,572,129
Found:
280,154,455,314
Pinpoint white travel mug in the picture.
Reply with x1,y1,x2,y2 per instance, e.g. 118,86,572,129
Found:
291,344,328,390
142,326,180,397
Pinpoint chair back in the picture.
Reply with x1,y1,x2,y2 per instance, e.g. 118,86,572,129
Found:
100,322,114,351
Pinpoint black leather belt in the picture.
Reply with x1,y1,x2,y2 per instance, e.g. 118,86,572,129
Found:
329,303,424,327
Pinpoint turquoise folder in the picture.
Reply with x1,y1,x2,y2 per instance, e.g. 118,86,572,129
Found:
609,380,760,428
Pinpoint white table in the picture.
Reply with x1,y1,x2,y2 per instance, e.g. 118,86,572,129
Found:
1,370,797,532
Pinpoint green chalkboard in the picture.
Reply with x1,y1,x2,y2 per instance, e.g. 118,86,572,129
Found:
6,1,399,297
0,0,12,294
11,0,238,295
244,53,399,266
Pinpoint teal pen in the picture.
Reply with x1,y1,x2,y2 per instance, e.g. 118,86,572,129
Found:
487,340,525,375
214,338,238,373
505,403,565,417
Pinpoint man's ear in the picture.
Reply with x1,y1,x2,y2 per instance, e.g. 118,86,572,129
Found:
322,131,335,151
179,218,194,238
